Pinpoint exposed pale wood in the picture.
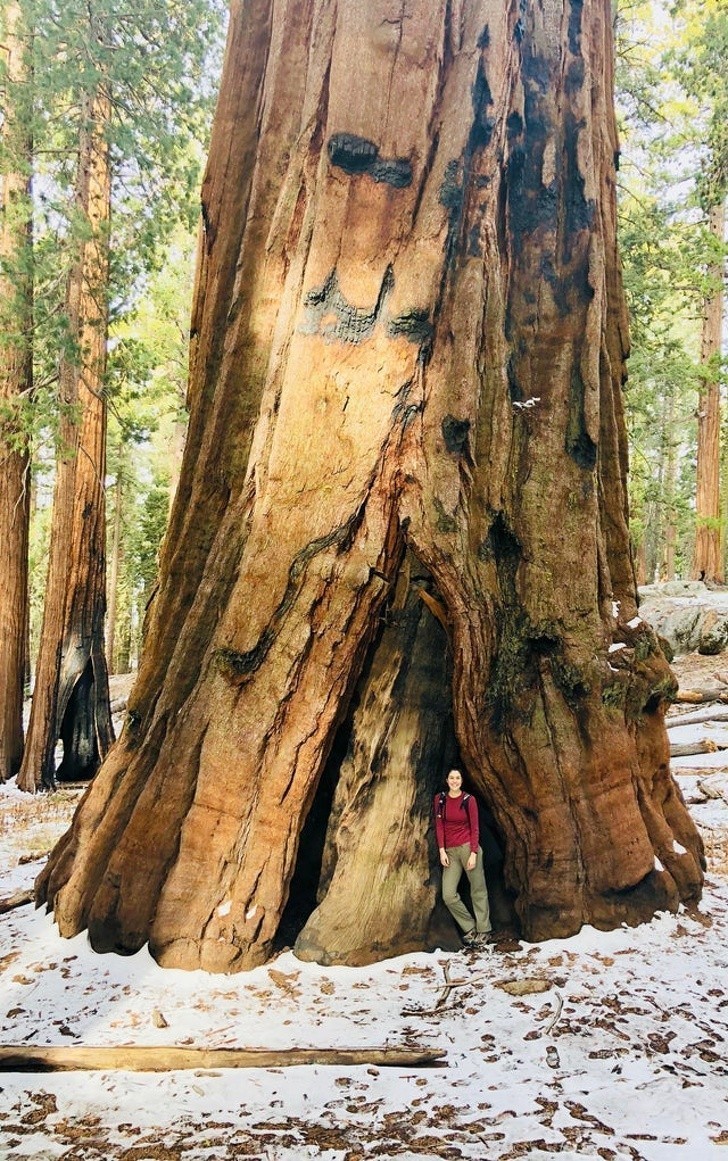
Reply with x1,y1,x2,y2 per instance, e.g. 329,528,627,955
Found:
294,557,460,965
0,1045,446,1072
416,588,451,637
0,888,33,915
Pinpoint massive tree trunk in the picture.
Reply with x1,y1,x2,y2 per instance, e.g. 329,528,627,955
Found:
18,88,113,791
39,0,703,969
0,0,33,783
692,199,725,584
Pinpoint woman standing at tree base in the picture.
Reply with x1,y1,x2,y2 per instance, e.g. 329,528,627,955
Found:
434,769,492,947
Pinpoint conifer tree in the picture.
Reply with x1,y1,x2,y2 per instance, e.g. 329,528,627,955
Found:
17,0,223,789
683,0,728,582
616,0,727,581
0,0,33,782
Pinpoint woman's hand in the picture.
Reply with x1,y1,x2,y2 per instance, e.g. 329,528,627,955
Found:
466,851,477,871
439,848,449,868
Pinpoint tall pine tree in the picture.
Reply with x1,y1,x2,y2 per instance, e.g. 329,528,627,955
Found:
0,0,33,783
17,0,224,790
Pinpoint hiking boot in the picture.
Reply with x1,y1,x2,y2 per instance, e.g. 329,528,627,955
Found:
462,930,492,950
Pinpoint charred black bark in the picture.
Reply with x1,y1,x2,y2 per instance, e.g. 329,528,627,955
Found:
55,659,106,783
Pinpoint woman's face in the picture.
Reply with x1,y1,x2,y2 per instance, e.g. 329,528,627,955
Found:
447,769,463,793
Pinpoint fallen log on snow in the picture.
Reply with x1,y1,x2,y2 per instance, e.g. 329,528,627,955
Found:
670,739,722,758
667,708,728,729
674,689,728,705
0,889,33,916
697,775,728,803
0,1045,447,1072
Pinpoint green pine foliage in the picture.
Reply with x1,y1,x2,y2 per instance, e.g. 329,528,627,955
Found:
14,0,227,671
105,230,196,669
616,0,727,582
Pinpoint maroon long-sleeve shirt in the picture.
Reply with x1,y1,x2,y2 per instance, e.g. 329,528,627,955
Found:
434,792,479,854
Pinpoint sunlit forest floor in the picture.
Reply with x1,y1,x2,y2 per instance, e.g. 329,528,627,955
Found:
1,656,727,1161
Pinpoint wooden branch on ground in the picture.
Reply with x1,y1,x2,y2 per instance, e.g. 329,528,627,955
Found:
402,960,489,1017
542,991,564,1037
667,708,728,729
670,739,724,758
402,961,462,1017
0,1045,447,1072
674,689,728,705
0,889,33,916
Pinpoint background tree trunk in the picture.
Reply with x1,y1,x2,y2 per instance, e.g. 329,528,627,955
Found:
662,387,677,581
39,0,703,969
633,537,647,588
0,0,32,784
692,199,725,583
18,88,113,791
106,465,124,674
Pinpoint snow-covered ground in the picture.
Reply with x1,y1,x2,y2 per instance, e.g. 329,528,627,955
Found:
1,753,727,1159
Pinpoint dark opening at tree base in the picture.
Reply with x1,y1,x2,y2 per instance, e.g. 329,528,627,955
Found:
277,554,517,965
55,660,100,784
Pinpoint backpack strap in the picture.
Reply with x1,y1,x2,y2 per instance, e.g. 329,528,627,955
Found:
438,790,471,817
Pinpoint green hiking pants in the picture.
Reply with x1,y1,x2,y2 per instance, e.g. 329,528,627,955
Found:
441,843,491,935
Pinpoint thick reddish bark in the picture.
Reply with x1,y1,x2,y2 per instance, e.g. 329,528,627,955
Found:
692,200,725,584
18,89,113,791
0,0,32,783
106,466,123,673
39,0,703,969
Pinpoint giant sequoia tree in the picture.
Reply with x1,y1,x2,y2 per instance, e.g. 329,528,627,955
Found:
0,0,32,783
39,0,704,971
17,85,114,791
14,0,222,790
